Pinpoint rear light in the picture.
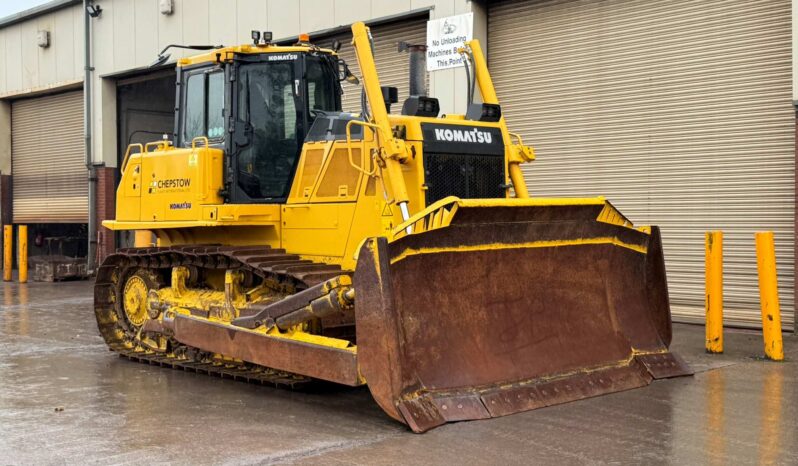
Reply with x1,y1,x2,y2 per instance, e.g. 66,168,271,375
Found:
465,103,502,122
402,96,440,118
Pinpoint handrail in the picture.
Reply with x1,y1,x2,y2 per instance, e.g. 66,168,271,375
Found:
191,136,209,149
345,119,379,177
507,131,525,147
120,143,144,175
144,140,167,152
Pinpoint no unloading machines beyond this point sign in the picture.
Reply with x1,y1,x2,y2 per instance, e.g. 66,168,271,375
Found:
426,13,474,71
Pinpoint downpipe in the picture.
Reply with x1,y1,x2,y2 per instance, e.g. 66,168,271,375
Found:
84,0,97,273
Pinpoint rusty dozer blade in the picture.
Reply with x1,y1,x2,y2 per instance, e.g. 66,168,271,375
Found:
354,198,692,433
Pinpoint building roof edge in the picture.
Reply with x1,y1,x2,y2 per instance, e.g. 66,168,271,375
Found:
0,0,82,29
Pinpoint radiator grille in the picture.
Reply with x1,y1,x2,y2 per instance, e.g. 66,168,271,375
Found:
423,153,506,205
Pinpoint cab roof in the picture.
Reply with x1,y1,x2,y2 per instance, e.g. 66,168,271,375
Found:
177,43,337,67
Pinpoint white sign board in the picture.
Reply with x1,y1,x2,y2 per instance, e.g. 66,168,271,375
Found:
426,13,474,71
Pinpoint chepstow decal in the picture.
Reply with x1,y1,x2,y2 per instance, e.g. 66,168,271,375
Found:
149,177,192,194
434,127,493,144
157,178,191,189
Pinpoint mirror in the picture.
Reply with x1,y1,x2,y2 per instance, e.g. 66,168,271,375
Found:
337,60,360,85
150,53,170,68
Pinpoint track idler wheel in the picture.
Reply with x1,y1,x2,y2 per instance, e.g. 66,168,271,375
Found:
119,269,162,331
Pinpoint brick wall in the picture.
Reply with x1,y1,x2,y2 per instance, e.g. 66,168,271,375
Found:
95,167,116,262
0,174,11,226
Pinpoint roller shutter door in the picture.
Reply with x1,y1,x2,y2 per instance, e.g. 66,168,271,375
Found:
321,15,428,113
489,0,794,329
12,91,87,223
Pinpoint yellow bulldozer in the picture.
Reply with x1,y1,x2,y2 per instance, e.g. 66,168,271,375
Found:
95,22,691,432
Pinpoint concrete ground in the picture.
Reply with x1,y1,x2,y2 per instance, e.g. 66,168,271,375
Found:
0,280,796,466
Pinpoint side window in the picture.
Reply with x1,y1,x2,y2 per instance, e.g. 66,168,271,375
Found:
182,70,225,144
306,57,337,112
184,73,204,142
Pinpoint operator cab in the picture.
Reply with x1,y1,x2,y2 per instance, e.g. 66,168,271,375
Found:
174,40,346,204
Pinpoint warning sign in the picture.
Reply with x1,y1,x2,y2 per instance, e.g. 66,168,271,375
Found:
426,13,474,72
381,204,393,217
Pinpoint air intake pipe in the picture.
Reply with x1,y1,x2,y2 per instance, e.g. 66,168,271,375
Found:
398,42,427,96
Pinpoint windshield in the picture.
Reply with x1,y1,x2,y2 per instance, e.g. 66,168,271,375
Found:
236,61,299,200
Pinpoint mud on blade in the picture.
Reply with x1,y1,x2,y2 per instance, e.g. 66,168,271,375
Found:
354,200,692,433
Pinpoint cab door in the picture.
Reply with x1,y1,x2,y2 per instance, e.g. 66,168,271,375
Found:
228,56,303,205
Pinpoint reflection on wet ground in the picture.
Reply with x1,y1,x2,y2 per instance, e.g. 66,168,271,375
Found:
0,280,796,465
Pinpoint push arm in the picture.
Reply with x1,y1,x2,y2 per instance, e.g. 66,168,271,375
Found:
351,22,413,222
466,40,533,198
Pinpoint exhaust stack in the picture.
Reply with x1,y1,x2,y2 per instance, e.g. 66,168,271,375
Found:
399,42,427,96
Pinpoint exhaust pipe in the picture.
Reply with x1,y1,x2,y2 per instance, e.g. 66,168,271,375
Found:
398,42,427,96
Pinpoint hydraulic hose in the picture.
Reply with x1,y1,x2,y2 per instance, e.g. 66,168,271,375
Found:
462,52,472,106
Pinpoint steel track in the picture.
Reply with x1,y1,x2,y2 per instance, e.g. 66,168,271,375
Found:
93,245,350,388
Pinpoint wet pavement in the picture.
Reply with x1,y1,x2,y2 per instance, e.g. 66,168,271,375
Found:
0,279,796,465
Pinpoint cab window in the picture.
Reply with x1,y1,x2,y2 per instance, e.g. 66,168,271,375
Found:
306,56,337,114
182,70,225,144
236,61,299,200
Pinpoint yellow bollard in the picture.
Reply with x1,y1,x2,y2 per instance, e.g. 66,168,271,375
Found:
17,225,27,283
705,231,723,353
754,231,784,361
3,225,11,282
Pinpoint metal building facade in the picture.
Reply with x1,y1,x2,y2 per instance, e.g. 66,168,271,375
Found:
0,0,795,328
489,0,795,328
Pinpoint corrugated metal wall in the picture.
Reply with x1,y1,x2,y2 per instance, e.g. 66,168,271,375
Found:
489,0,795,329
321,16,429,113
12,91,87,223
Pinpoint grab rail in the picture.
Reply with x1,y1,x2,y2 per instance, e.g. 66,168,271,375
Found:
345,119,378,177
191,136,209,149
120,143,144,175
